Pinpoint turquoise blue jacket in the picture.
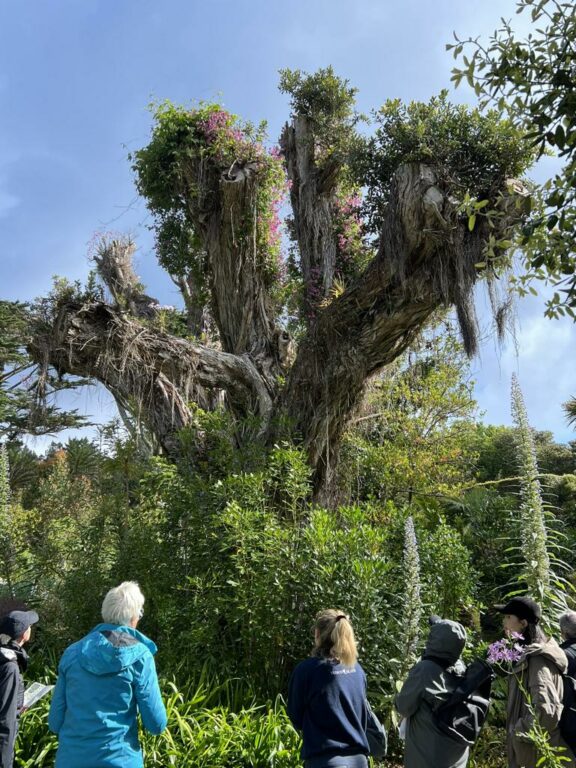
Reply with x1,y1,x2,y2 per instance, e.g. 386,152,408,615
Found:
48,624,167,768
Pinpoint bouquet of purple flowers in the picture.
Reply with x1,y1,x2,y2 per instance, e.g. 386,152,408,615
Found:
487,631,524,669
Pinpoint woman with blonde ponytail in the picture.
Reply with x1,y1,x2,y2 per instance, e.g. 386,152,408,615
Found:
287,609,369,768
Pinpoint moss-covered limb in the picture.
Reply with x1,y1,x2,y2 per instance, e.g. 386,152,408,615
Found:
200,162,280,360
92,237,160,319
27,302,273,457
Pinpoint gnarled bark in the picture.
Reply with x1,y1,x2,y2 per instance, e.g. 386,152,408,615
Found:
275,162,492,497
281,116,340,302
179,156,284,390
29,302,271,457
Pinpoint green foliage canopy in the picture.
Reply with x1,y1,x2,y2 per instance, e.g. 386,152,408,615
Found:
341,326,478,505
449,0,576,317
353,92,534,237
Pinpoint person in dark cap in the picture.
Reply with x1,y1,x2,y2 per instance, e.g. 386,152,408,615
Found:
0,609,39,768
494,596,575,768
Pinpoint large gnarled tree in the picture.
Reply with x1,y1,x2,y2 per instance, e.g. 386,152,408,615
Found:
27,71,535,499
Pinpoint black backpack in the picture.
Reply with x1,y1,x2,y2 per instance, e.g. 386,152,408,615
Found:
429,657,494,746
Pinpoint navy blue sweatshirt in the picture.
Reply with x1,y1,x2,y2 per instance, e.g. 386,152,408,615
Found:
287,656,369,760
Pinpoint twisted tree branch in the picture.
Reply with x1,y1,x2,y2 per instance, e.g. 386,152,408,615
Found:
28,302,272,456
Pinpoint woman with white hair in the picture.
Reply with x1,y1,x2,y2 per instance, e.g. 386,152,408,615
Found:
559,610,576,758
48,582,167,768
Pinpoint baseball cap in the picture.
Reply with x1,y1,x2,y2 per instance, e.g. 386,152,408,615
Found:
0,610,39,640
494,596,541,624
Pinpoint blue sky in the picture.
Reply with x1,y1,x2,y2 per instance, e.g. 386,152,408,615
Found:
1,0,574,449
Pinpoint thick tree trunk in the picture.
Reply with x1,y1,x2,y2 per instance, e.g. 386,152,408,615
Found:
275,163,486,497
281,117,340,302
180,155,285,389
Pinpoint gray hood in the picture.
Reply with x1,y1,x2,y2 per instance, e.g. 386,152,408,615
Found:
424,618,467,664
524,637,568,674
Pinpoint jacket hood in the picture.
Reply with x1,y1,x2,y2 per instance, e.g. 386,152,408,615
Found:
79,623,157,676
424,618,467,664
0,641,28,671
524,637,568,674
0,646,17,665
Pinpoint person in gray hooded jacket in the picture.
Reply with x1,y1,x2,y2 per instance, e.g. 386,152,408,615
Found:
395,617,469,768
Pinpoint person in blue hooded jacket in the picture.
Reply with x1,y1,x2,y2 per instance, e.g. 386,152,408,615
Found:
48,582,167,768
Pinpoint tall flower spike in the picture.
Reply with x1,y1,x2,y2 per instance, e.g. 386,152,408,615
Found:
0,443,9,521
0,443,16,598
401,516,422,671
510,374,551,602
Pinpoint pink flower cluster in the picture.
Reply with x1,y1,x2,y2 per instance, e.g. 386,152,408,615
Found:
487,633,524,665
339,193,361,215
333,191,363,271
195,109,290,286
200,110,231,140
199,109,246,154
261,146,290,279
268,199,283,249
